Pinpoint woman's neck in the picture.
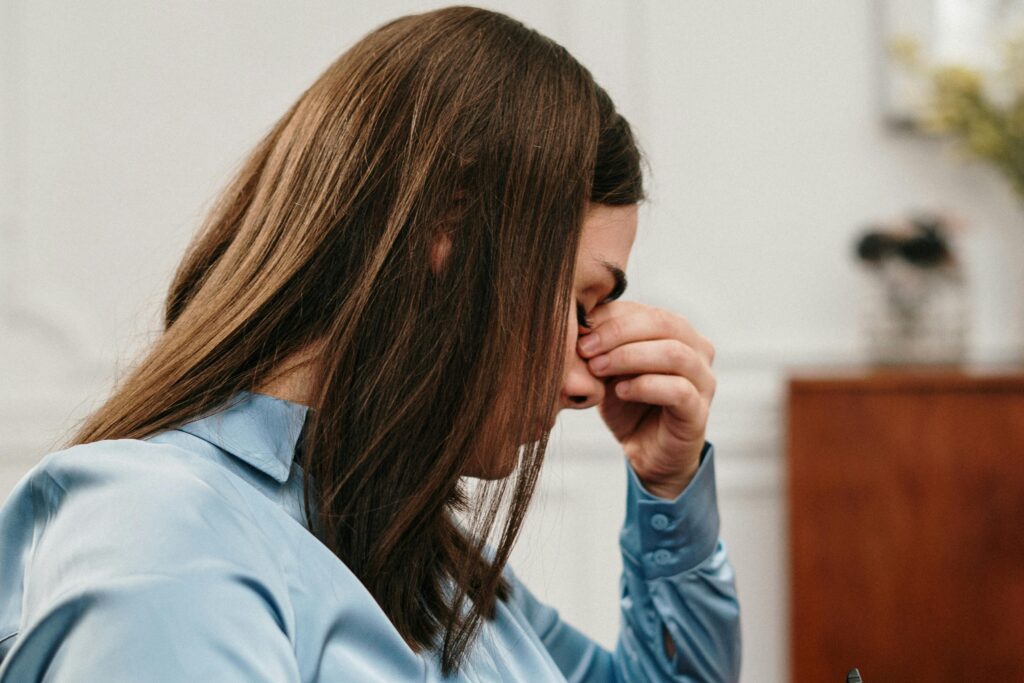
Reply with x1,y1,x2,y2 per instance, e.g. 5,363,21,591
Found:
252,342,322,408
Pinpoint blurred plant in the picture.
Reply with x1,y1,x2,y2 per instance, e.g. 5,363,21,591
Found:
853,210,969,365
888,31,1024,200
854,211,957,269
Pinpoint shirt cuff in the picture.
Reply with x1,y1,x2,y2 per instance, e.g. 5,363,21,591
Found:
619,440,721,578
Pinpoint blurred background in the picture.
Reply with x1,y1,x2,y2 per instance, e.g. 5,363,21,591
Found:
3,1,1024,681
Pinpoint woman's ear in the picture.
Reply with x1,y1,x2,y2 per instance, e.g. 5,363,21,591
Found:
429,188,464,275
429,231,453,275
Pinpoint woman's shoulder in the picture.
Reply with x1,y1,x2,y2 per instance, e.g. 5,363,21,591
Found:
29,435,262,515
34,435,218,489
0,439,303,680
7,437,284,580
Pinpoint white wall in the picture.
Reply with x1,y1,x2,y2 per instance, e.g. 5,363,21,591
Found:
3,2,1023,682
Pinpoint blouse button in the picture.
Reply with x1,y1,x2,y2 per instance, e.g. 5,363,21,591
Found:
650,513,669,530
653,549,672,565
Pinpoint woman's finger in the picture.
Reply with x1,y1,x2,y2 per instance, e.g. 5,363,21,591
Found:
580,303,715,367
615,373,705,425
588,338,716,400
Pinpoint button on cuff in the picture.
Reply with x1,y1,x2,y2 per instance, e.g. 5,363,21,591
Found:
620,441,721,578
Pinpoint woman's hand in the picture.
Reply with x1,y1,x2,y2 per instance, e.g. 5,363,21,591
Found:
576,302,716,499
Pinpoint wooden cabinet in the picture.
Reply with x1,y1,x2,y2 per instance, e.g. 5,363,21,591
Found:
786,366,1024,682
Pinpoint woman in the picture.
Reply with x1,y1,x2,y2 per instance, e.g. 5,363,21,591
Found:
0,6,740,682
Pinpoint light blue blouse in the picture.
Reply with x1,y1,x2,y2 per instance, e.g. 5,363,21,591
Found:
0,390,741,681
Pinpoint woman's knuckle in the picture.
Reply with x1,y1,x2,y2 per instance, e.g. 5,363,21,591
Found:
605,318,622,343
667,341,689,368
657,308,676,331
703,337,716,363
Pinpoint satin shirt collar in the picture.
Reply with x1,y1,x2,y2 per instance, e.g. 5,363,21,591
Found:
175,390,310,483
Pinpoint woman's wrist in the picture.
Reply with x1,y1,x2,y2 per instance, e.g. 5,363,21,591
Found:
634,445,703,500
636,468,697,500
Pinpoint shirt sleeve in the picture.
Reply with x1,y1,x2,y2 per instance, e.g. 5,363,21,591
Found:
0,444,302,683
507,440,742,682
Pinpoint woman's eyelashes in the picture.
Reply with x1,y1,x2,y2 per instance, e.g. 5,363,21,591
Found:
576,300,593,330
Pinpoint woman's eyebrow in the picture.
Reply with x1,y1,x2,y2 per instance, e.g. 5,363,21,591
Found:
599,259,627,303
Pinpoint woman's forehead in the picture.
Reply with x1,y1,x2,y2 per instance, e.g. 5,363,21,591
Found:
578,204,637,272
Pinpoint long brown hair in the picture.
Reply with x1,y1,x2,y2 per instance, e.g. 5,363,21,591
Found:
70,5,644,674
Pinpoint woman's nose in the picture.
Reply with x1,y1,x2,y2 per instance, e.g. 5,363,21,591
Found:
561,346,605,410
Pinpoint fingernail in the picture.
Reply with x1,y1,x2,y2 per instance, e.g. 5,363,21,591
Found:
590,354,609,371
578,333,600,354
